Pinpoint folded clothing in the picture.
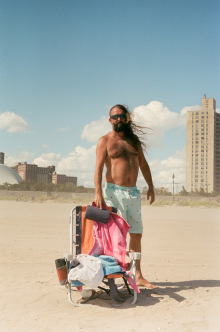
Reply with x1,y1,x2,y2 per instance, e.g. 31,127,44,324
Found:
93,255,124,276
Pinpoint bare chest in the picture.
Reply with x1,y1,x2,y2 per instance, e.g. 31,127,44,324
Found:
107,140,138,159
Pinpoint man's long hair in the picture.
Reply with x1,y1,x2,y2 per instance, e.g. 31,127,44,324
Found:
109,104,148,152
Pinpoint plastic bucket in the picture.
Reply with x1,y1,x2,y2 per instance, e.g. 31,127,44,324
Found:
55,258,67,285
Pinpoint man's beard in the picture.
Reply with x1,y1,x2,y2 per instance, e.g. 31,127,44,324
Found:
113,122,130,133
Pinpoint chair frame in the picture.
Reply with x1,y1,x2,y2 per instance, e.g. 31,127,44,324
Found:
64,205,141,306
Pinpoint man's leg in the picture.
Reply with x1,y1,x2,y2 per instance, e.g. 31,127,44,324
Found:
129,233,157,288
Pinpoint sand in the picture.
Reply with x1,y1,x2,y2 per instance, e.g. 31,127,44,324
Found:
0,201,220,332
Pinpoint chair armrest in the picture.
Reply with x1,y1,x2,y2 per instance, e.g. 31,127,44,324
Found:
64,253,73,261
128,252,141,261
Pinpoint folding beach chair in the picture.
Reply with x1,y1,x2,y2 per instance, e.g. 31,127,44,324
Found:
56,205,141,306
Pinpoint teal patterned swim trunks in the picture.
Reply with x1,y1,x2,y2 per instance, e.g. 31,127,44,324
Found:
103,183,143,234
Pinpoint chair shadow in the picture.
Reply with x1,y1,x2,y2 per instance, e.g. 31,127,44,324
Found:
136,279,220,307
79,279,220,309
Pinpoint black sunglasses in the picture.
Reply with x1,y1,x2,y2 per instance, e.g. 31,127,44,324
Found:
110,113,127,120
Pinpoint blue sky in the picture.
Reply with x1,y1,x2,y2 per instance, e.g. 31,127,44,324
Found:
0,0,220,191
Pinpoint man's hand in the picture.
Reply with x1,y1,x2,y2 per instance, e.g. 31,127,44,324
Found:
94,193,106,209
147,188,155,205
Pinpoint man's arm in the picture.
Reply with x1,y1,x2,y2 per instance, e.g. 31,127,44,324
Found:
94,136,107,208
138,148,155,205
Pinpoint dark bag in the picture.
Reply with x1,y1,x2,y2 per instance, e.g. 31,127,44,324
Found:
85,205,110,224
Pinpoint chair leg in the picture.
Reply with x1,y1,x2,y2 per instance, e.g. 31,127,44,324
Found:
131,290,137,305
108,278,125,302
67,283,90,307
123,277,132,295
98,285,111,295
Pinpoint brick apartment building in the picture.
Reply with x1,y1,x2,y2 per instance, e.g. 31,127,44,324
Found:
13,162,77,186
52,173,77,186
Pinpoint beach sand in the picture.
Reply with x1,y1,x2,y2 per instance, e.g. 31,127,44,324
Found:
0,201,220,332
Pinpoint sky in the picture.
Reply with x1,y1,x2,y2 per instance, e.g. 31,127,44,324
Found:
0,0,220,192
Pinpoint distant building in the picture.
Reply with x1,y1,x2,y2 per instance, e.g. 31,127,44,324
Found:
66,176,77,186
186,96,220,193
14,162,77,186
0,153,77,186
52,172,77,186
0,152,5,165
15,163,38,182
37,165,55,183
52,173,66,185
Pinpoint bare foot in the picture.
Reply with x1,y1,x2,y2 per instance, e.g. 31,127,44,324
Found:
136,277,157,289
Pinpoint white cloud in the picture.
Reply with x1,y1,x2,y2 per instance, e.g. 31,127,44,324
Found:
0,112,29,133
5,145,186,191
138,149,186,193
81,116,111,142
33,153,61,167
5,100,200,189
31,146,97,187
57,146,96,172
161,153,185,169
31,146,186,190
133,101,187,147
5,151,34,167
180,105,201,117
81,101,190,148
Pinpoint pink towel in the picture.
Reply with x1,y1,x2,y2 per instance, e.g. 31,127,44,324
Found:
88,211,130,269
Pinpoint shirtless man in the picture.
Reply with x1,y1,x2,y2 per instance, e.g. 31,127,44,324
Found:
94,104,156,288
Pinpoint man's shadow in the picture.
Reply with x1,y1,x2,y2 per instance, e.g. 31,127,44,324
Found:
137,279,220,307
75,280,220,308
